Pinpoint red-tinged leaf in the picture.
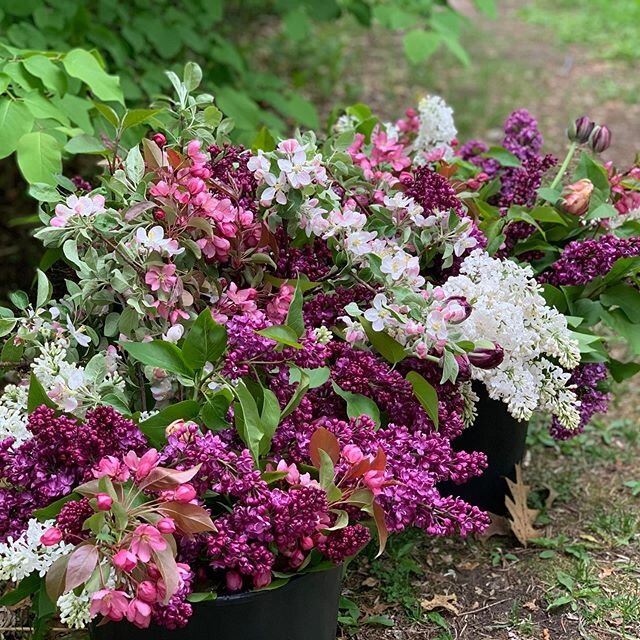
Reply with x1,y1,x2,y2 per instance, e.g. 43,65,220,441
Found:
46,553,70,602
141,138,164,170
153,545,179,603
124,201,155,222
157,502,217,534
343,457,372,482
166,148,184,170
370,447,387,472
373,502,389,558
65,544,98,592
139,464,201,492
309,427,340,468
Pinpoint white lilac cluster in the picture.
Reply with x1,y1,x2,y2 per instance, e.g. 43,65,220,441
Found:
0,337,125,444
414,95,457,162
58,590,93,629
442,251,581,427
0,519,73,582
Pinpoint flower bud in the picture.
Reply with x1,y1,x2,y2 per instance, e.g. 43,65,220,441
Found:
174,484,197,503
157,517,176,534
468,343,504,369
568,116,594,144
226,570,243,592
153,208,166,222
96,493,113,511
342,444,364,464
589,125,612,153
40,527,63,547
561,179,593,216
455,355,471,381
151,132,166,147
137,581,158,603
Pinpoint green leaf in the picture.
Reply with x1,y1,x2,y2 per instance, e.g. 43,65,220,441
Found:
35,269,51,309
405,371,439,429
27,373,56,413
62,49,124,104
182,310,227,370
608,359,640,383
481,146,521,167
201,389,232,431
0,99,34,159
256,325,303,349
473,0,497,18
0,317,18,337
259,388,281,453
138,400,200,447
203,105,223,128
600,309,640,356
573,153,610,194
16,132,62,185
541,284,567,313
0,572,41,606
9,290,29,310
286,280,305,338
403,30,442,64
183,61,203,91
64,135,108,155
125,145,145,185
122,340,194,378
22,54,66,94
360,318,407,364
332,382,381,428
600,283,640,323
281,370,310,419
29,183,62,203
252,126,276,152
122,108,164,129
187,592,217,603
234,379,265,464
289,366,330,389
318,448,336,491
94,102,119,128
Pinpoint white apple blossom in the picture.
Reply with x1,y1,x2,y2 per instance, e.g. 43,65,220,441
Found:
135,226,184,257
50,194,106,228
261,171,289,206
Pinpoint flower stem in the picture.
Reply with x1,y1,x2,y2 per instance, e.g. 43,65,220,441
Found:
550,142,578,190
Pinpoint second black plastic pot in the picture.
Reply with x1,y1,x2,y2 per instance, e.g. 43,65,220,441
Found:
90,565,343,640
440,385,528,515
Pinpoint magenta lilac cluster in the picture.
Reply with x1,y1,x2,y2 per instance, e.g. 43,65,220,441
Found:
541,235,640,286
0,405,146,540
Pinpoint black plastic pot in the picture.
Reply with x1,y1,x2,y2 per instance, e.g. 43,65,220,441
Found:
440,385,528,515
90,565,343,640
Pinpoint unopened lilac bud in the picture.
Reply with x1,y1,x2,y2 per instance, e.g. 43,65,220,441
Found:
455,355,471,381
588,125,611,153
468,343,504,369
568,116,594,144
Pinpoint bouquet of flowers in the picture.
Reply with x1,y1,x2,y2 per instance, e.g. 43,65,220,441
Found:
0,66,586,634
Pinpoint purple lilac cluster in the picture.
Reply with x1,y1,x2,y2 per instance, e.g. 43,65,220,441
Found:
550,364,610,440
406,166,464,215
274,229,334,281
56,497,94,543
540,235,640,286
151,565,194,630
0,406,146,541
207,143,258,213
317,525,371,562
303,286,374,328
221,311,329,379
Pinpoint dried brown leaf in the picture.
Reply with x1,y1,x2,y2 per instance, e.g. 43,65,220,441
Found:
420,593,459,615
504,465,541,546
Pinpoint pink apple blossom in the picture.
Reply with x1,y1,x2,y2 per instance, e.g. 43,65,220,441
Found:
130,524,167,563
90,589,129,622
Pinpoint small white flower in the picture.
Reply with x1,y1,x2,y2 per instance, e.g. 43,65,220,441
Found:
162,324,185,343
261,172,289,206
345,230,378,257
135,226,184,257
363,294,391,332
65,316,91,348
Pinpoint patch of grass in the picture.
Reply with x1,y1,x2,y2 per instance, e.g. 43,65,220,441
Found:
521,0,640,62
589,509,639,546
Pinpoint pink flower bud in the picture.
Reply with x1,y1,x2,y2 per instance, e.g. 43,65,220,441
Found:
289,549,305,568
300,536,315,551
157,518,176,534
363,470,386,495
342,444,364,464
561,179,593,216
151,132,166,147
174,484,197,503
96,493,113,511
252,571,272,589
153,208,166,221
226,570,243,592
568,116,594,144
112,549,138,573
40,527,62,546
137,581,158,603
